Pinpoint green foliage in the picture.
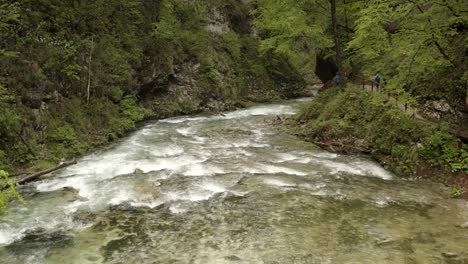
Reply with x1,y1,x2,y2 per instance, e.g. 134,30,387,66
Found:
254,0,333,77
451,187,464,199
222,32,242,60
419,130,468,173
0,170,23,215
47,120,77,146
295,87,467,176
120,96,145,123
347,0,467,103
0,0,312,172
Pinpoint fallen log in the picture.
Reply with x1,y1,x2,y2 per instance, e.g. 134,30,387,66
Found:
16,160,77,185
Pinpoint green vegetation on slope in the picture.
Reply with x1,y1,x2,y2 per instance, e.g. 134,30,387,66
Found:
0,0,306,173
291,87,467,195
346,0,467,105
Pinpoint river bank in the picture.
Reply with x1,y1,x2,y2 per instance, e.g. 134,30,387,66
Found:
9,88,312,181
286,87,468,198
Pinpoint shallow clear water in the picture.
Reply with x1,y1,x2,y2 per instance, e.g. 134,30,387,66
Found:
1,98,467,264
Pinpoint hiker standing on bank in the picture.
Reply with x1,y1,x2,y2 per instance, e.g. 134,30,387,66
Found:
334,73,341,87
374,71,381,90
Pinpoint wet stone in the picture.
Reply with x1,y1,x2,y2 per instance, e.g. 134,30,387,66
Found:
442,252,458,258
6,229,73,253
224,255,242,261
376,238,393,246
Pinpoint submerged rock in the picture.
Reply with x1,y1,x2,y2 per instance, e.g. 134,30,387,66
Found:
6,229,73,253
461,222,468,228
376,238,393,246
224,255,242,261
134,168,144,174
442,252,458,258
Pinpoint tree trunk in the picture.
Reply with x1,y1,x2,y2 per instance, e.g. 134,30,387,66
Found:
343,0,350,41
86,37,94,104
16,160,77,185
330,0,342,72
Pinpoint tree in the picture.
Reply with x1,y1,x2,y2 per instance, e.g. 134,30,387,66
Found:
330,0,342,72
347,0,468,103
254,0,333,79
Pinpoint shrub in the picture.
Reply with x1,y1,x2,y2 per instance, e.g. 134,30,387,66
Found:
47,119,78,146
293,86,467,177
0,170,23,215
419,129,468,173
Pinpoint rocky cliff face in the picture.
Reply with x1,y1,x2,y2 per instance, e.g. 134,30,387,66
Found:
136,0,305,118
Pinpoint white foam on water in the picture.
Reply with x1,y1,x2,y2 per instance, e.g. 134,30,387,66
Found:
108,189,137,206
164,191,213,202
374,197,391,207
176,127,195,136
224,104,296,119
244,164,308,176
310,152,339,159
36,154,206,200
309,159,393,180
182,163,225,177
264,178,296,187
237,149,254,157
301,182,327,190
292,157,313,164
190,136,207,144
324,160,365,175
163,180,229,212
350,161,393,180
169,203,189,214
232,142,270,148
309,189,330,196
0,229,24,246
130,201,164,209
199,181,227,193
0,211,79,247
274,151,337,164
147,145,184,157
274,153,300,163
159,116,209,124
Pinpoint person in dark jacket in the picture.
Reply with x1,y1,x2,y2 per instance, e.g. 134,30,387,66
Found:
334,73,341,87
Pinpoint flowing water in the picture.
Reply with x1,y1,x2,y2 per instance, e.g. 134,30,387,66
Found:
1,98,467,264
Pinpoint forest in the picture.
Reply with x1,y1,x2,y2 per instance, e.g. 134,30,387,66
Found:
0,0,467,214
1,1,468,263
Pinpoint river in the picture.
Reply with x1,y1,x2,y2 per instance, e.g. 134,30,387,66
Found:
1,98,467,263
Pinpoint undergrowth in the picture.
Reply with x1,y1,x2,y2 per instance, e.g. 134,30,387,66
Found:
292,87,468,179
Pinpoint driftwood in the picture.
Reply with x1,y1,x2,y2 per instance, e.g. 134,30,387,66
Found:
16,160,77,185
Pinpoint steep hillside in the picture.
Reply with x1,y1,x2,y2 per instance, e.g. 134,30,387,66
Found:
0,0,306,172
